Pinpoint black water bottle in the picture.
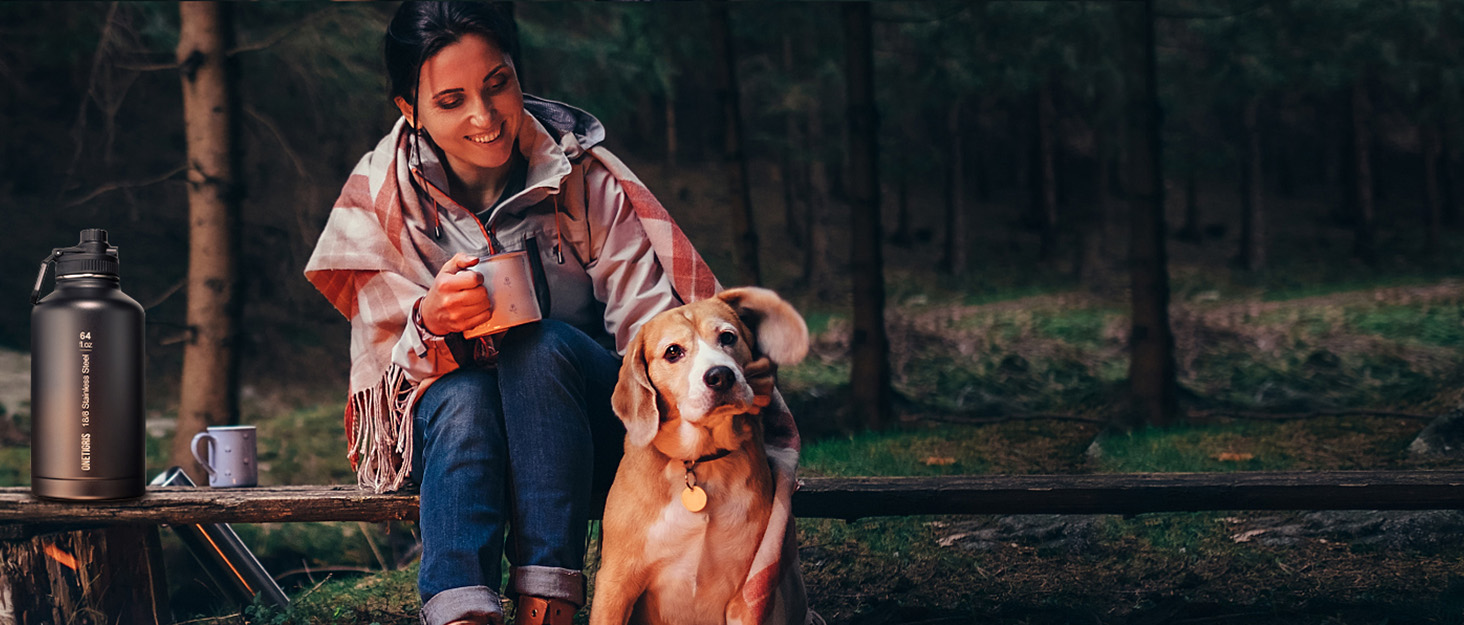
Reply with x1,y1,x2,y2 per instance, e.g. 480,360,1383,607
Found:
30,229,145,500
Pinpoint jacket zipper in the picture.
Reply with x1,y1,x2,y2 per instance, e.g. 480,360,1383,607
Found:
412,166,566,263
411,168,495,253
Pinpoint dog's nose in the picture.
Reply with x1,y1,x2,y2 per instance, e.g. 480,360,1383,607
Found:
704,366,735,392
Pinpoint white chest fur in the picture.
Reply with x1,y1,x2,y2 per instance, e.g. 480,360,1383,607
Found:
639,468,762,625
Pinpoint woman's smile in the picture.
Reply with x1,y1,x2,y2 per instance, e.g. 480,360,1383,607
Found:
467,121,504,145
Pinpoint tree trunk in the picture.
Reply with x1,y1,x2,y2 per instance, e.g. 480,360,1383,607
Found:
779,33,805,247
940,101,966,275
1326,95,1345,193
1177,126,1201,242
891,172,912,246
1079,134,1112,289
1275,126,1296,198
1446,128,1460,228
803,103,831,295
843,2,892,430
1351,78,1376,263
1424,122,1443,256
975,99,992,202
662,77,678,170
1239,97,1266,271
0,527,170,624
1440,2,1459,229
173,1,241,483
1181,170,1200,241
1123,0,1178,428
1037,81,1059,262
711,1,760,286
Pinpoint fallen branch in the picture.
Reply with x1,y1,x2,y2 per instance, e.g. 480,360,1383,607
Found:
119,8,334,71
118,54,191,71
65,2,122,184
227,9,334,56
244,104,308,178
357,521,389,572
272,566,373,583
910,408,1436,427
1187,409,1435,422
63,163,187,208
141,278,186,310
1155,0,1270,21
914,412,1107,426
172,614,241,625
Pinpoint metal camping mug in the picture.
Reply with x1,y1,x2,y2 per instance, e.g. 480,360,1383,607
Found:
463,251,543,339
190,425,258,487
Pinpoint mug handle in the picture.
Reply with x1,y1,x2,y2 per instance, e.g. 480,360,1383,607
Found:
191,432,217,477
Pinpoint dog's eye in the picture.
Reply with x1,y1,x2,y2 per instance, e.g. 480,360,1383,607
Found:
664,344,685,362
718,331,738,347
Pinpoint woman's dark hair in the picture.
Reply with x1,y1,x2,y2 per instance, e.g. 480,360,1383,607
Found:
384,1,521,106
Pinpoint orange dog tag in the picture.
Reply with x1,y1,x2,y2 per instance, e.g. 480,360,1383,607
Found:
681,485,707,512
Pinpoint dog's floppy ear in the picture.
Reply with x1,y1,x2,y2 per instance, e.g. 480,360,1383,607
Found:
717,287,809,366
612,327,660,447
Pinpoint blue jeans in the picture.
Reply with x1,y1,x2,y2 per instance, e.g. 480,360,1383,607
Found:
411,320,623,625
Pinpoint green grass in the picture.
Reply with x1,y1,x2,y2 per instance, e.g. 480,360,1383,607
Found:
1349,303,1464,349
1090,417,1428,473
1031,308,1122,347
781,356,850,391
1261,274,1454,302
0,447,25,486
801,427,991,476
803,421,1103,477
215,565,421,625
253,403,357,485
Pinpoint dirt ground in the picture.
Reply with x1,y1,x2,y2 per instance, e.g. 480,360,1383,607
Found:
802,510,1464,625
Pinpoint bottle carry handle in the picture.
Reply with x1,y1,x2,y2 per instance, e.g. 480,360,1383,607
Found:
30,250,60,306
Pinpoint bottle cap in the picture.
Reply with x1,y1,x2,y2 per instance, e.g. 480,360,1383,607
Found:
54,229,120,278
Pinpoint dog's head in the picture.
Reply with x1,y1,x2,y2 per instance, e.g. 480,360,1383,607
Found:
613,287,808,448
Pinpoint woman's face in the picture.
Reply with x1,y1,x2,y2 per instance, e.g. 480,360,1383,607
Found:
396,33,524,183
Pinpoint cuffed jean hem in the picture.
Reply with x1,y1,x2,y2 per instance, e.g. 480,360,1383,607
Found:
510,565,586,607
421,585,504,625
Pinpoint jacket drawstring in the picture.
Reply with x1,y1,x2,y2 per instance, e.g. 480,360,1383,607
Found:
553,193,565,264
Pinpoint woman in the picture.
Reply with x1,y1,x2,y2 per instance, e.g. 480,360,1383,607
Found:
304,3,720,624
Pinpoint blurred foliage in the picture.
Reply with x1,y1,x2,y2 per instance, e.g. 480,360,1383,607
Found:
3,0,1463,403
3,3,1464,621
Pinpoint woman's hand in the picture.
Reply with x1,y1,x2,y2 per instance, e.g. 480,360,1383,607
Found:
743,356,778,412
420,253,493,336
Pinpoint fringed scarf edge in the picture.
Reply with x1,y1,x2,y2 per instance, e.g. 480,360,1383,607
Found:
345,364,419,493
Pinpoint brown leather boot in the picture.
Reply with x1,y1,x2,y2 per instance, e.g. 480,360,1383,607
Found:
514,596,576,625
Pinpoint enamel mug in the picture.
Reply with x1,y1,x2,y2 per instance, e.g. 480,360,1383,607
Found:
191,425,258,487
463,251,543,339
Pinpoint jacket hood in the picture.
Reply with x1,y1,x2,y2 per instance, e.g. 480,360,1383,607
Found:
523,94,605,159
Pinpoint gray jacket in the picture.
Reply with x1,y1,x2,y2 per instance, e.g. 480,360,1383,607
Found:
391,96,680,382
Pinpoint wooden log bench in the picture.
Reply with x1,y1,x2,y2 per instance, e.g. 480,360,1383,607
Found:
2,470,1462,623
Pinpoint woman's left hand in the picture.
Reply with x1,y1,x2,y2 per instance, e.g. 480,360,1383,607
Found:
744,356,777,412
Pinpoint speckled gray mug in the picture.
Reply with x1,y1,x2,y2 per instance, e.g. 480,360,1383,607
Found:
463,250,543,339
190,425,258,487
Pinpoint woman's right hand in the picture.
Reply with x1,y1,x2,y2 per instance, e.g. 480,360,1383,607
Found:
420,253,493,336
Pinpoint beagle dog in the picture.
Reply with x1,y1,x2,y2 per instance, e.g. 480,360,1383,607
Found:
591,287,808,625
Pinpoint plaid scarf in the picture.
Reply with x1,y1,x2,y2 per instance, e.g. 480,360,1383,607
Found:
304,120,809,624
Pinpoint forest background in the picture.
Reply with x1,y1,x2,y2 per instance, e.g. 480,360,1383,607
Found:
2,1,1464,623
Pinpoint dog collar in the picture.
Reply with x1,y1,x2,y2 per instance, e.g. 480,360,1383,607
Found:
679,448,733,513
686,447,734,467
